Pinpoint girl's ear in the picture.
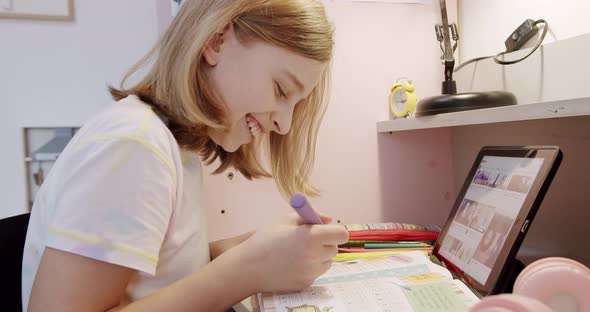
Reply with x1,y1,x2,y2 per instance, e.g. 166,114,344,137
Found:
203,23,235,66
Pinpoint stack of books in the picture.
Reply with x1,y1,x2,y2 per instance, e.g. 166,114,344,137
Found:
339,222,440,253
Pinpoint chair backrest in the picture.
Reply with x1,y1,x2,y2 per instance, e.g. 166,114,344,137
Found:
0,213,31,312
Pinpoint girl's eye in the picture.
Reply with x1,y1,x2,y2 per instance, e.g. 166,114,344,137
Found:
275,82,287,99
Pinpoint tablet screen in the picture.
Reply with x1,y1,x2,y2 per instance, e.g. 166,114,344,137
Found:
438,155,544,285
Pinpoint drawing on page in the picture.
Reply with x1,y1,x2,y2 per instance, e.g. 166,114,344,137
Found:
287,304,334,312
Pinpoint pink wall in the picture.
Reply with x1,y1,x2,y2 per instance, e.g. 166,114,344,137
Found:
203,1,458,240
155,0,172,35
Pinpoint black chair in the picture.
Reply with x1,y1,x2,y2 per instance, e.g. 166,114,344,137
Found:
0,213,31,312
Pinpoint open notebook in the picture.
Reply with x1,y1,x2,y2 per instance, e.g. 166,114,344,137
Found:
258,251,480,312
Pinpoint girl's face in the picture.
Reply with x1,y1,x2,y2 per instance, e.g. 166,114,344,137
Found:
203,25,326,152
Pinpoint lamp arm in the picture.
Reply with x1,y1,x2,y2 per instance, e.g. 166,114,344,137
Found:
439,0,457,93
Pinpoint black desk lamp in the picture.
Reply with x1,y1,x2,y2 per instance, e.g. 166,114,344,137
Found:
416,0,517,117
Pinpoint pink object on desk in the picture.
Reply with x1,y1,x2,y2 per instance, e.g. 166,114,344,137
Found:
469,257,590,312
470,257,590,312
514,257,590,311
470,294,553,312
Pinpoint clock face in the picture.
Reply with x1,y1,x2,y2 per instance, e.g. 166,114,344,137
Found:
393,89,408,112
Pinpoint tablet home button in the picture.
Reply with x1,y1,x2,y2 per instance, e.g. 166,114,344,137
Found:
521,220,530,233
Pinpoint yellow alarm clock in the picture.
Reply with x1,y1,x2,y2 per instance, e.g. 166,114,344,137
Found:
389,79,417,118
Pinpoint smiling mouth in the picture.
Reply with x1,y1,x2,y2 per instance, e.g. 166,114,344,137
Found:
246,114,263,137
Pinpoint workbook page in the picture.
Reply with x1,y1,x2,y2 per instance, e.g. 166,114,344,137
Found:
259,252,480,312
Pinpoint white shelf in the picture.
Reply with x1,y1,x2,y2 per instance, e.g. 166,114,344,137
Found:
377,97,590,133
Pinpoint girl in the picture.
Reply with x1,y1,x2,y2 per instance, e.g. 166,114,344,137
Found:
22,0,349,311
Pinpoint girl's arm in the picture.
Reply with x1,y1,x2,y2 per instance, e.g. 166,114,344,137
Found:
29,247,135,312
209,230,255,260
29,246,254,312
29,215,348,312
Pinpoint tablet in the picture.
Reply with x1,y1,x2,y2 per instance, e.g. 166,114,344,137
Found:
433,146,562,295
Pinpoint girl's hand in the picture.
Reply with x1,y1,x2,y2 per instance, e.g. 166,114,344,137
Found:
230,213,349,293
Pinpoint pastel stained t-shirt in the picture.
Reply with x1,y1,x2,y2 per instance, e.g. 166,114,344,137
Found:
21,95,210,310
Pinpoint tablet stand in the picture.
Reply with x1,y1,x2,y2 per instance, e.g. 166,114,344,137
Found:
493,258,526,294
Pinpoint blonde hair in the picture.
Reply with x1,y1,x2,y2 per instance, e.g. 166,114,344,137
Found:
109,0,333,198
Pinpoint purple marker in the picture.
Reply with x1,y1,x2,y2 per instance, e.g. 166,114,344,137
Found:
290,193,324,224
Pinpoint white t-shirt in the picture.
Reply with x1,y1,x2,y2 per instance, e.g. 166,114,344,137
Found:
22,95,210,310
